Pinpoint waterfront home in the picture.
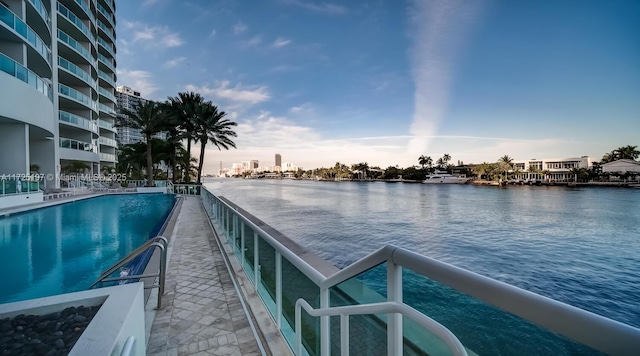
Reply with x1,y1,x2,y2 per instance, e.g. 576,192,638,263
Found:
512,156,594,181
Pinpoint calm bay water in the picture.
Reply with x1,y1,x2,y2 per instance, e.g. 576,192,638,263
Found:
205,179,640,329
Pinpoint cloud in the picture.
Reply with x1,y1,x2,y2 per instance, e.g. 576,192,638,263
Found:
244,35,263,48
163,56,186,68
273,37,292,48
406,0,485,156
289,103,314,114
116,69,159,99
233,22,248,35
142,0,160,7
122,20,184,49
209,29,217,38
185,81,271,105
281,0,348,15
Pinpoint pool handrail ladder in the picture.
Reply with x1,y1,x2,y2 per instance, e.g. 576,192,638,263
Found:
90,236,168,309
202,188,640,356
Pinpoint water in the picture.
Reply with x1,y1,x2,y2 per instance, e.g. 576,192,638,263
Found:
0,194,175,304
204,179,640,329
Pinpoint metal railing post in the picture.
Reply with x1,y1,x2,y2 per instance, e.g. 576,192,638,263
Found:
241,223,246,267
320,287,330,356
340,313,349,356
276,251,282,329
254,232,259,286
387,261,403,356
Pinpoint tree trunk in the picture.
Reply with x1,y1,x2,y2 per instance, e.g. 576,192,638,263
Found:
185,138,191,183
197,137,206,184
169,142,177,183
146,134,154,187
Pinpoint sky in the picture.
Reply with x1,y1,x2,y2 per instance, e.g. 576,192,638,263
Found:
115,0,640,173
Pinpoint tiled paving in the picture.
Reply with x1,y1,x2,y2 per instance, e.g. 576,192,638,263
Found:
147,197,263,356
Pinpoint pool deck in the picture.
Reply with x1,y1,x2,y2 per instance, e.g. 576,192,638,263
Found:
146,197,289,356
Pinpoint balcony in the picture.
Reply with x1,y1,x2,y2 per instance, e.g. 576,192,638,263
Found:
57,29,96,67
99,136,117,147
58,56,96,88
0,4,52,69
59,110,98,133
57,2,94,43
0,52,52,101
58,83,98,111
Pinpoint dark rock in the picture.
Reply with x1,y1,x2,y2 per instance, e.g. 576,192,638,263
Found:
52,330,63,338
73,315,87,323
54,338,65,349
15,326,23,332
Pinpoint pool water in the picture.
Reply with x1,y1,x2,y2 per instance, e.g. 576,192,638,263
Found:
0,194,175,304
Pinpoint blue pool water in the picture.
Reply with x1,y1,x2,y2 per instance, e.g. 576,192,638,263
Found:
204,179,640,330
0,194,175,304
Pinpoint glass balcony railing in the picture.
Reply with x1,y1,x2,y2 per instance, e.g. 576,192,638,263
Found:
99,152,117,162
99,119,116,131
73,0,94,24
57,29,95,66
99,102,116,115
27,0,51,29
98,69,115,87
97,20,116,43
97,52,115,72
57,2,94,42
98,86,116,102
96,2,115,28
0,52,52,101
58,83,98,111
199,188,640,356
0,177,40,196
99,136,117,147
97,36,115,57
58,56,95,87
59,136,95,152
0,5,52,66
59,110,97,132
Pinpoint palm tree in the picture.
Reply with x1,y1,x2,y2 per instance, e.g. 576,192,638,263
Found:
61,160,90,174
615,145,640,161
117,142,146,179
117,101,164,186
498,155,514,180
166,92,206,183
193,102,237,184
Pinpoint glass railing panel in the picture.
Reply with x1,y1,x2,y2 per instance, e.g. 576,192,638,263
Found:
73,0,94,24
0,53,52,101
97,20,116,43
242,223,256,279
58,56,95,87
98,69,115,86
99,103,116,115
329,263,388,355
401,268,600,355
0,5,52,66
97,53,115,72
98,86,116,102
57,29,94,66
99,119,115,130
28,0,51,29
96,2,114,27
257,235,277,317
57,2,93,42
0,178,42,196
58,83,97,111
99,152,116,161
281,257,320,355
97,36,115,55
59,111,95,131
99,136,117,146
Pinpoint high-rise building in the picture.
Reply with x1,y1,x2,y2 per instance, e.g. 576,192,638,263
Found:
0,0,118,182
250,160,259,170
115,85,145,145
275,154,281,169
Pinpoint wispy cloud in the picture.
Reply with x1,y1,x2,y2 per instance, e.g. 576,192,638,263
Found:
244,35,263,48
116,69,159,99
233,22,248,35
209,29,217,38
281,0,348,15
142,0,161,7
122,20,184,49
273,37,292,48
163,56,186,68
185,81,271,105
289,103,314,114
406,0,485,156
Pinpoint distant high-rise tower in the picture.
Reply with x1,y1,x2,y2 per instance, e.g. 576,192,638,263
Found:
275,154,282,169
116,86,146,145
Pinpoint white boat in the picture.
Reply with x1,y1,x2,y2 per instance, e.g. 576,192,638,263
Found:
422,172,470,184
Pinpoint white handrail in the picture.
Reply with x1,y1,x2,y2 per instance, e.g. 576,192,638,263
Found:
295,299,468,356
120,335,136,356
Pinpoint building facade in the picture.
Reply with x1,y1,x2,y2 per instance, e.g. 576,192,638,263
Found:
512,156,594,181
0,0,117,182
115,85,145,145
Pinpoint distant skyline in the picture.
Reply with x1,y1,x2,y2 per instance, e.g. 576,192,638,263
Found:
115,0,639,172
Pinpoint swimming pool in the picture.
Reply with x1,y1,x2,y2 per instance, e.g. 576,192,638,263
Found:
0,194,176,304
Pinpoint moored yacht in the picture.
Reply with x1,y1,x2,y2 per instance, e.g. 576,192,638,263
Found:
422,172,470,184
